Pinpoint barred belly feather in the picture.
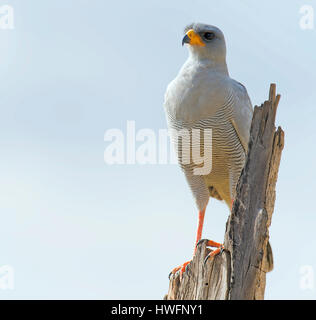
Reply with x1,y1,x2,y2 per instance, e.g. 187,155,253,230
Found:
166,88,249,210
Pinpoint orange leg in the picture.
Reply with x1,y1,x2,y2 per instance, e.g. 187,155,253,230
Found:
202,243,224,264
197,239,223,248
169,207,224,279
170,260,191,277
169,208,206,279
203,247,224,263
196,197,236,263
193,208,206,254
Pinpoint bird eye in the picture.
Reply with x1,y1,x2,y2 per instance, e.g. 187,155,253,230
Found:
203,32,215,41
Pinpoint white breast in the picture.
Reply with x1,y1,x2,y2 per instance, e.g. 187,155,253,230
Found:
164,62,252,209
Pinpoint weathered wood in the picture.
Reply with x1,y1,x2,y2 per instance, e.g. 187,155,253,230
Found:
165,84,284,300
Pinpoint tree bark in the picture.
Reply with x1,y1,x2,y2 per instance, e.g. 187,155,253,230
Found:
165,83,284,300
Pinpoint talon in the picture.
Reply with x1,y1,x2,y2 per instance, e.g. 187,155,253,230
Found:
170,266,181,275
196,239,207,247
203,255,210,265
206,240,223,248
169,260,191,279
203,245,225,265
196,239,223,249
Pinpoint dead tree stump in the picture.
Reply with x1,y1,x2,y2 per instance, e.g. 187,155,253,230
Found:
165,83,284,300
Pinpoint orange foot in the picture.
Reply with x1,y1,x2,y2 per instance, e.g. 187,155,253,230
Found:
168,260,191,279
196,239,224,264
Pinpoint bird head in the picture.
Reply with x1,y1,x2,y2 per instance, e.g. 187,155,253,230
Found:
182,23,226,64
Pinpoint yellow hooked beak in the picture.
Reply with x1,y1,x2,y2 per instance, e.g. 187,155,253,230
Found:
182,29,205,47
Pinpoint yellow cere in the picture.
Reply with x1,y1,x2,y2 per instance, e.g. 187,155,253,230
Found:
186,29,205,47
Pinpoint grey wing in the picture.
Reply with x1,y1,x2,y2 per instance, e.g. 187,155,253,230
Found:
230,81,253,153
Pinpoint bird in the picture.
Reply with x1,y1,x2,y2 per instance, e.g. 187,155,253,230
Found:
164,23,253,277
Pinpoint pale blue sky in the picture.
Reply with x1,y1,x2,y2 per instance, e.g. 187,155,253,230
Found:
0,0,315,299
